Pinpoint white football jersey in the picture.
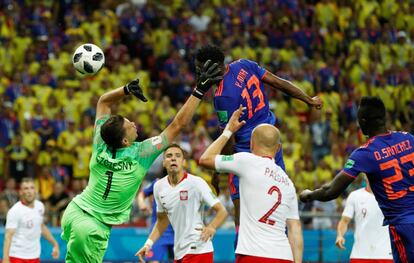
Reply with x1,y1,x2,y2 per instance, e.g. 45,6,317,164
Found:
215,152,299,260
5,200,44,259
154,173,220,260
342,188,392,259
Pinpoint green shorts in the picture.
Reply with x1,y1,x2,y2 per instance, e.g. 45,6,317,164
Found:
61,201,111,263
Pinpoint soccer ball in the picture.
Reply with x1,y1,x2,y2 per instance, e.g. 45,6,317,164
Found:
72,43,105,75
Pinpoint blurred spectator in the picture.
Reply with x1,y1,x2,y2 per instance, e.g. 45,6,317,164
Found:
310,111,331,164
57,120,81,176
46,182,69,226
188,8,211,32
0,198,9,226
72,136,92,180
0,103,19,148
0,177,19,207
4,134,32,182
50,156,70,188
36,139,59,168
35,166,55,201
312,198,338,230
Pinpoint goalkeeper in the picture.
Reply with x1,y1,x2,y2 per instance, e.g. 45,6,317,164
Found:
60,60,222,263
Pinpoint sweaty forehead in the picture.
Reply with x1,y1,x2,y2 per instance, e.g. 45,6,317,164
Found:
164,147,184,156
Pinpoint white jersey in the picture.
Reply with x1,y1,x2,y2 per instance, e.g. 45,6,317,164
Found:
154,173,220,260
215,152,299,260
5,200,45,259
342,188,392,259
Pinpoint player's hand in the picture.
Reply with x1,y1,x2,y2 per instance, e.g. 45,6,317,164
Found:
124,79,148,102
138,202,151,214
335,236,346,250
196,225,216,242
309,96,322,109
299,189,313,202
2,256,10,263
193,60,223,99
225,105,246,133
135,245,151,263
52,244,60,259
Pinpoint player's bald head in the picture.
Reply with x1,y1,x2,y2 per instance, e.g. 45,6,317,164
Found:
251,124,280,153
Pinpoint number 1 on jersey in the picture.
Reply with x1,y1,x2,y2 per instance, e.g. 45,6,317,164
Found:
103,171,113,200
258,186,282,226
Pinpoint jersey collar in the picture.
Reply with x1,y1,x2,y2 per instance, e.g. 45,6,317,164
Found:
261,155,274,160
167,171,188,186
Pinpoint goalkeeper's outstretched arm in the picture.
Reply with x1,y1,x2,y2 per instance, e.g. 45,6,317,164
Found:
96,79,148,120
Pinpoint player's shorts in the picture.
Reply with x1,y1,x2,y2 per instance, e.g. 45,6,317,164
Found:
146,240,174,262
229,146,285,200
61,201,112,263
389,224,414,263
349,259,393,262
9,257,40,263
236,254,293,263
174,252,213,263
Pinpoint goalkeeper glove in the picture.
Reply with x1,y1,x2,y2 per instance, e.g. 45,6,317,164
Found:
192,60,223,99
124,79,148,102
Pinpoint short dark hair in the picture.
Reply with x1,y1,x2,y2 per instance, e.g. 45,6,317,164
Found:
195,45,225,65
20,177,34,186
164,143,186,158
358,96,386,130
100,115,125,149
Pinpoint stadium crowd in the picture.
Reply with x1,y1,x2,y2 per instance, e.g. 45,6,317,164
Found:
0,0,413,229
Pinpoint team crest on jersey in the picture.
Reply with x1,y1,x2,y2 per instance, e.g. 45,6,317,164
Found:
345,159,355,169
179,190,188,201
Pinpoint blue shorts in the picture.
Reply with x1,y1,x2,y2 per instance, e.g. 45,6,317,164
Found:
146,238,174,262
229,146,285,200
389,224,414,263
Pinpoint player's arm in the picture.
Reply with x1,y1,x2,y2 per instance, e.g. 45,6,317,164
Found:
198,202,228,242
262,72,322,109
41,224,60,259
2,228,16,263
136,190,150,213
196,178,228,242
299,171,355,202
286,219,303,263
336,216,351,250
96,79,147,120
135,212,170,262
161,60,222,143
199,105,246,169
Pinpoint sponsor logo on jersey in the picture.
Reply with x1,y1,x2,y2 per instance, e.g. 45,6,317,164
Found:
180,190,188,201
345,159,355,169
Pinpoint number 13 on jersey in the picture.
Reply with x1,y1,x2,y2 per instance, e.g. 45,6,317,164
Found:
241,75,266,119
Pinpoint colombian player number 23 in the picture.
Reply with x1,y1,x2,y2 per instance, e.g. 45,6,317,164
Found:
380,152,414,200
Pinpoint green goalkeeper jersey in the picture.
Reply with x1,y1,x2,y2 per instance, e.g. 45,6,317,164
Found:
73,115,168,225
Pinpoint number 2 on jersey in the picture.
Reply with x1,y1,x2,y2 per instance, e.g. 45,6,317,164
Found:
102,171,113,200
258,186,282,226
241,75,265,119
